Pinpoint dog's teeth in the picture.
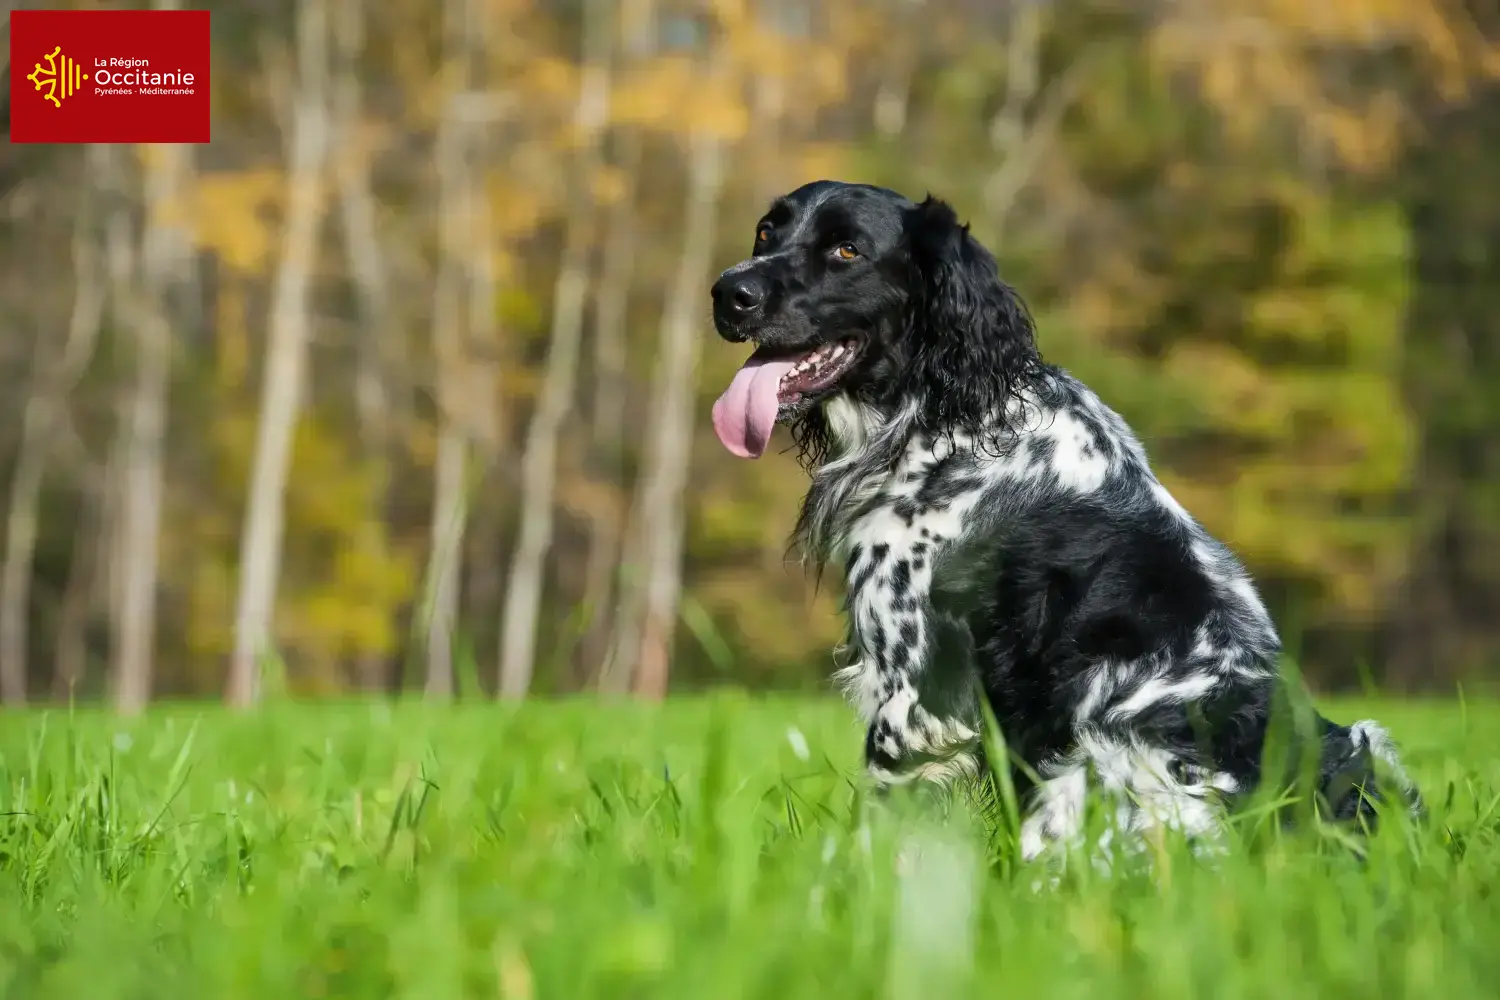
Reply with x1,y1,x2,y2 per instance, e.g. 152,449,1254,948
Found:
831,346,844,359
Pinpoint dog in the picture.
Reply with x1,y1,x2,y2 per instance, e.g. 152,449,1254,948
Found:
708,180,1420,860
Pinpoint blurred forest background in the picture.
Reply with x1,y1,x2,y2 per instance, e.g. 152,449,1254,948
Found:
1,0,1498,710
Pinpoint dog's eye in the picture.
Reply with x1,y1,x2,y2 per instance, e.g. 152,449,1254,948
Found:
756,226,771,243
834,242,859,260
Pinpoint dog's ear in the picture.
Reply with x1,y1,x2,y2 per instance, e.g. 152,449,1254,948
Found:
901,195,1040,437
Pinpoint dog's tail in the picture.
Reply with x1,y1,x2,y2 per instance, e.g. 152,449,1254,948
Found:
1317,718,1424,824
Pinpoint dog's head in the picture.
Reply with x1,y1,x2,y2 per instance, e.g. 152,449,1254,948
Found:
709,180,1042,462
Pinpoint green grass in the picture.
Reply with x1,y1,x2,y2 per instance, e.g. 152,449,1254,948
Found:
1,695,1498,999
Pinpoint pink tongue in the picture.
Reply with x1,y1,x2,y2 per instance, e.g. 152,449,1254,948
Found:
711,355,797,459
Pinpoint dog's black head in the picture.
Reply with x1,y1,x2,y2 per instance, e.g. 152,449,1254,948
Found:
709,180,1044,464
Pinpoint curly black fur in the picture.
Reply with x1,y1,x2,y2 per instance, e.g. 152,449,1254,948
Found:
895,196,1048,458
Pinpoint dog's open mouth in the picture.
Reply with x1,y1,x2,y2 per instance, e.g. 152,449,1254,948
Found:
711,337,862,459
775,338,860,403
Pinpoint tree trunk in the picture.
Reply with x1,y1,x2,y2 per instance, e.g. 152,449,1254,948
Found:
982,10,1095,228
603,133,724,698
0,165,105,705
459,94,504,690
227,0,331,707
110,139,193,716
52,463,105,702
871,0,925,141
575,128,643,687
459,85,503,692
423,397,467,700
98,208,132,689
423,98,466,700
496,0,613,699
423,0,503,699
332,0,398,694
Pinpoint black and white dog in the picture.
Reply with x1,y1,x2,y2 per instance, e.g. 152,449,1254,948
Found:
709,180,1419,859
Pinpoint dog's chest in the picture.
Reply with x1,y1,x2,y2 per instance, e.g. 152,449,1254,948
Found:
835,471,988,632
831,483,985,717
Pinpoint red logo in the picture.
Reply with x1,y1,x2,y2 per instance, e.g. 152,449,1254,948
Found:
10,9,211,144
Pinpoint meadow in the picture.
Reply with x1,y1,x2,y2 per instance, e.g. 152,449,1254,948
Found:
1,694,1498,999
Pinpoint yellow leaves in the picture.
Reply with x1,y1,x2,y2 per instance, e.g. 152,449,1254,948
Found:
613,60,755,139
519,54,581,107
193,169,282,273
1150,335,1415,616
1195,40,1403,171
791,143,850,188
1052,115,1418,623
481,0,538,19
681,81,754,141
183,555,236,662
707,0,752,28
1249,196,1409,361
214,281,252,388
693,465,796,557
1319,99,1404,176
610,58,751,139
495,285,545,335
719,19,807,82
591,163,630,207
1162,0,1488,59
273,419,420,668
177,400,418,669
1249,289,1345,345
823,0,902,54
607,3,852,140
483,171,553,241
283,533,415,665
795,47,851,115
611,59,694,127
1162,342,1267,424
1147,0,1500,173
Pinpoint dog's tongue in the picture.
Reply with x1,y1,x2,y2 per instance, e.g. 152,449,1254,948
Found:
711,353,796,459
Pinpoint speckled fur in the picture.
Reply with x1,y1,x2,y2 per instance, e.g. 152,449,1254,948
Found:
712,181,1421,860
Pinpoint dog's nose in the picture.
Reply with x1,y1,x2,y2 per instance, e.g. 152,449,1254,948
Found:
712,272,767,318
728,276,765,314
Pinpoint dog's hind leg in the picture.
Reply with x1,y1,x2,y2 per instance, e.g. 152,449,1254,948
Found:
1017,729,1235,864
1317,717,1423,823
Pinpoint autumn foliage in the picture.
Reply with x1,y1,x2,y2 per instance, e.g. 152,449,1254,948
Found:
1,0,1498,706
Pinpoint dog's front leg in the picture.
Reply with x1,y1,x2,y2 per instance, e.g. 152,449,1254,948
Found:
836,516,982,789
